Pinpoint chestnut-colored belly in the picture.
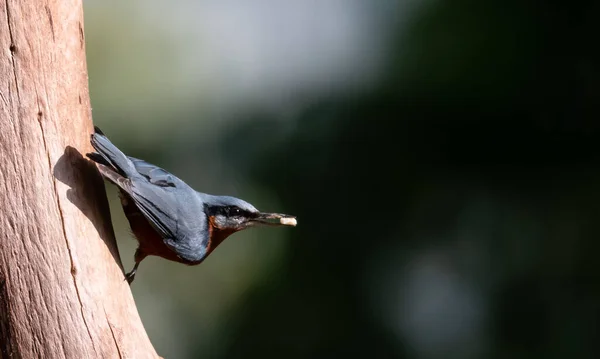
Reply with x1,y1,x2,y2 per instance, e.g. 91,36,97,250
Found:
119,190,199,265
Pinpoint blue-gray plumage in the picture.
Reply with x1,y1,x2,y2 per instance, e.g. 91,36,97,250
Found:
87,126,296,283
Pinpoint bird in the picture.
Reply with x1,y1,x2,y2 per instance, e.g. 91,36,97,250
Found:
86,126,297,284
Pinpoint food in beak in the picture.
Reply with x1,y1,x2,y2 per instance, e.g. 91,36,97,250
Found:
280,217,297,226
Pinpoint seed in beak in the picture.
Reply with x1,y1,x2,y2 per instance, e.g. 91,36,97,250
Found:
280,217,297,226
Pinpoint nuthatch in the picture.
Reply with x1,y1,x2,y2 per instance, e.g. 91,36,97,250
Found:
87,127,296,283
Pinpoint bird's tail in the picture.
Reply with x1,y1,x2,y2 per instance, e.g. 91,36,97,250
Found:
87,126,137,178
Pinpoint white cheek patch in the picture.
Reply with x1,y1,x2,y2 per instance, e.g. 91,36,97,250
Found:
280,217,297,226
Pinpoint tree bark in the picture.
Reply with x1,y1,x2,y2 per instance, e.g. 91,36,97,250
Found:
0,1,158,358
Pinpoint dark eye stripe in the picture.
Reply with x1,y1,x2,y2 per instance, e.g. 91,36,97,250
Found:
221,206,243,216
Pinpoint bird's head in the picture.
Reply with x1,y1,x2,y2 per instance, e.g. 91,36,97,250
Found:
202,194,297,234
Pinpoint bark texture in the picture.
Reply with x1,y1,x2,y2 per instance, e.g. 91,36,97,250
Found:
0,1,158,358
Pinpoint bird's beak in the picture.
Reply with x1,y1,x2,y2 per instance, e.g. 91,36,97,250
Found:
252,212,297,227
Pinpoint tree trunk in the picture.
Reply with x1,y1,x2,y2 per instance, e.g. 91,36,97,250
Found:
0,1,158,358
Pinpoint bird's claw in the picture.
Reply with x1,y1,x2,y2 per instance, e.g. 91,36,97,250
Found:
125,269,136,285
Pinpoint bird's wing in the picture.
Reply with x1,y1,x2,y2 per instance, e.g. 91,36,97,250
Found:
164,236,207,263
129,182,178,238
128,180,208,262
129,157,177,187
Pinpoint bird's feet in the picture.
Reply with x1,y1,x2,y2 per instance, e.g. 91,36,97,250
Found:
125,250,145,285
125,268,137,285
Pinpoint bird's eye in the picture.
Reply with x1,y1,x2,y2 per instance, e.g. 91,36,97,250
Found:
229,207,241,216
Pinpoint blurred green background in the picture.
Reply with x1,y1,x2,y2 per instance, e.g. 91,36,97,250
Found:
84,0,600,358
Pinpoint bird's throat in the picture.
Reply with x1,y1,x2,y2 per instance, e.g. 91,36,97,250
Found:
206,216,237,256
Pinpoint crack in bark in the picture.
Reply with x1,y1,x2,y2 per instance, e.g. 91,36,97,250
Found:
4,0,24,150
0,275,15,358
45,5,54,42
0,90,8,108
4,0,20,102
105,308,123,359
